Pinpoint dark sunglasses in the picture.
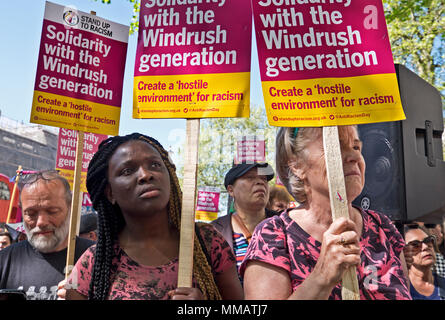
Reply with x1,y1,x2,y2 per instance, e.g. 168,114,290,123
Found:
18,170,60,188
406,235,436,250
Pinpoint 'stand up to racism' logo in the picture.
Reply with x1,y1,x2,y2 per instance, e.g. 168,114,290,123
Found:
63,9,79,26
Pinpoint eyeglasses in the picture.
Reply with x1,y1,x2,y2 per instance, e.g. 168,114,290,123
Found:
18,170,60,188
424,223,438,229
406,235,436,250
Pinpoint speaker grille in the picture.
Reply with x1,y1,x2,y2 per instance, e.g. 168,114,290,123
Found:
353,122,406,221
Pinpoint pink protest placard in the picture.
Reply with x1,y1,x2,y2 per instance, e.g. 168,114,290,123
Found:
56,128,108,192
235,135,266,164
252,0,405,127
82,192,93,207
195,186,220,222
31,2,129,135
81,192,95,214
133,0,252,119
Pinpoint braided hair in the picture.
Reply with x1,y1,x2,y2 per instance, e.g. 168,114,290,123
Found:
86,133,221,300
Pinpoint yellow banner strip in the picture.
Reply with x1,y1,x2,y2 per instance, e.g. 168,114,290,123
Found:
262,73,405,127
31,90,120,135
133,72,250,119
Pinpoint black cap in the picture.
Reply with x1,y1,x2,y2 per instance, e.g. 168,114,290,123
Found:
224,163,274,189
79,213,98,234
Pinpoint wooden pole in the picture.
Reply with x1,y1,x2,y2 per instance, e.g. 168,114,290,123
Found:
64,9,95,279
6,165,22,224
64,130,84,278
177,119,200,287
323,126,360,300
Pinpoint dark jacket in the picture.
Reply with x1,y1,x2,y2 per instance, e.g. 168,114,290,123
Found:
437,274,445,300
210,208,279,251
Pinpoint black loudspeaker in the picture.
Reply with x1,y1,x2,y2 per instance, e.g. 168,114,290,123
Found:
353,64,445,223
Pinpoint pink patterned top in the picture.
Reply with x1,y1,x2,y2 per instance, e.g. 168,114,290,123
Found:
239,208,411,300
68,224,235,300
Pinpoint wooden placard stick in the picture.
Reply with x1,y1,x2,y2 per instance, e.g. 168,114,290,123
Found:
177,119,200,287
64,130,84,278
6,165,22,224
64,10,95,279
323,126,360,300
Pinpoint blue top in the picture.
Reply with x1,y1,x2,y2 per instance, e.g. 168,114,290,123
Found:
410,275,443,300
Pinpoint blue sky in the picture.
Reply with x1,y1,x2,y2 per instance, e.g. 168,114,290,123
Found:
0,0,264,152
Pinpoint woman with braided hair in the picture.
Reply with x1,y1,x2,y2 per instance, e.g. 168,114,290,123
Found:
65,133,242,300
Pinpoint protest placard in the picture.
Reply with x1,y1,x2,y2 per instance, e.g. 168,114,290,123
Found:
235,135,266,164
253,0,405,127
81,192,95,214
195,186,220,222
30,1,129,135
252,0,405,299
56,128,108,192
133,0,252,119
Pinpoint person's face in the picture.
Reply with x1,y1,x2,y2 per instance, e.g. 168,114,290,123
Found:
271,200,288,212
106,140,171,218
228,167,270,211
296,126,365,202
405,228,436,269
21,179,71,253
0,235,11,250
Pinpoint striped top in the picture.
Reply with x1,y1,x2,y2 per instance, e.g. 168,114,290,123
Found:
233,232,249,284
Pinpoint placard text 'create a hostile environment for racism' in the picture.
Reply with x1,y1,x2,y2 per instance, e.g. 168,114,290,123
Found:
252,0,406,127
133,0,252,119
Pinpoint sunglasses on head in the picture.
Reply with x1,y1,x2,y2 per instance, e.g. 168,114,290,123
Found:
406,235,436,250
18,170,60,188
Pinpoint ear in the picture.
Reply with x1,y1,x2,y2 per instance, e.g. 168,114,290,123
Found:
288,158,306,181
104,184,116,205
89,231,98,242
227,185,235,198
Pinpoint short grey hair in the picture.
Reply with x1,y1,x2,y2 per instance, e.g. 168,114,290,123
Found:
275,127,322,204
19,174,72,208
275,126,359,204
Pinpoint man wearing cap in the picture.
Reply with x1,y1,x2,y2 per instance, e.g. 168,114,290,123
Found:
211,163,278,278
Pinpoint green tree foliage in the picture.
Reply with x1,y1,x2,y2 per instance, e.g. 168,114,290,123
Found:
196,104,277,189
194,104,277,213
171,104,276,214
384,0,445,103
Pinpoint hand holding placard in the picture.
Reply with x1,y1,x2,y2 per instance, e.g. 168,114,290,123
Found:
252,0,405,300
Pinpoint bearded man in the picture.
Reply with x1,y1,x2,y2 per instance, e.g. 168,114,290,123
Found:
0,171,94,300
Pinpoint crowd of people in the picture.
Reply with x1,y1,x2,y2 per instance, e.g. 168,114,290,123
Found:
0,126,444,300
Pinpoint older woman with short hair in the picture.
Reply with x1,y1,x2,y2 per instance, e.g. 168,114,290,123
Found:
240,126,411,300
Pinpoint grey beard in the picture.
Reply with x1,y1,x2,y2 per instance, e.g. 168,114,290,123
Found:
24,214,71,253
